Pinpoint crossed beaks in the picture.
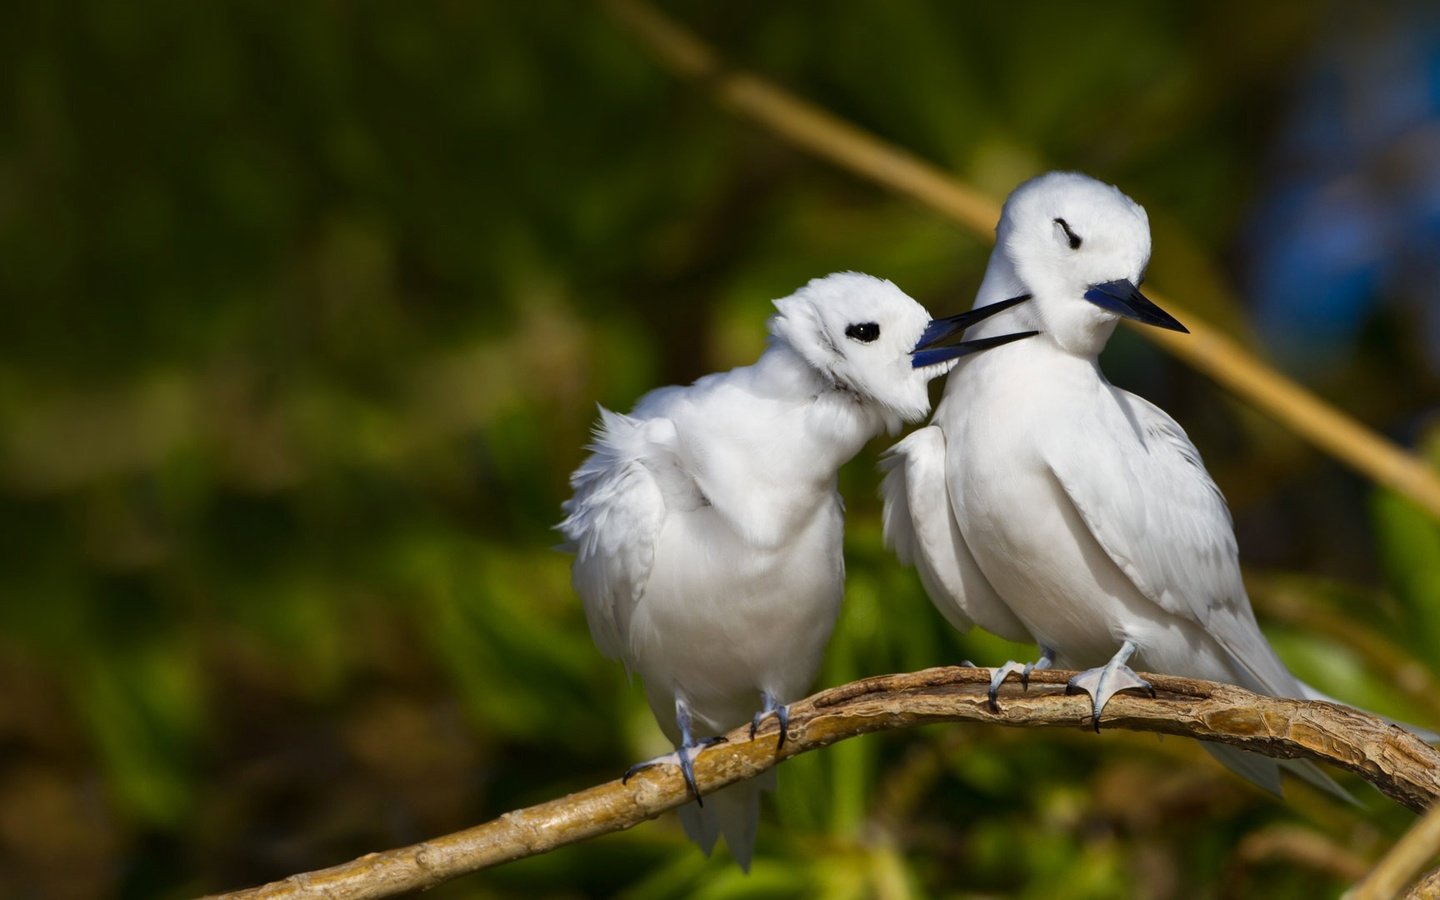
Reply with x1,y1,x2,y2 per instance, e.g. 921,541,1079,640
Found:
911,294,1037,369
912,281,1188,369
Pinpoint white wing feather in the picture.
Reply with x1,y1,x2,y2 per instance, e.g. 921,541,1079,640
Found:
1042,390,1300,696
881,426,1032,643
559,407,687,663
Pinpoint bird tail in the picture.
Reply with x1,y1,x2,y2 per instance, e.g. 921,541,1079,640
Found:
676,769,776,872
1201,743,1355,803
1203,676,1440,804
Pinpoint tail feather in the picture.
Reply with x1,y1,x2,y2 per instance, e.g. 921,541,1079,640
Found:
677,770,776,872
1202,674,1440,802
1201,743,1282,795
1203,742,1355,804
1280,758,1358,804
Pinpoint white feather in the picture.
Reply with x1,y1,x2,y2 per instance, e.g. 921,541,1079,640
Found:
880,426,1030,641
899,171,1391,798
561,272,958,866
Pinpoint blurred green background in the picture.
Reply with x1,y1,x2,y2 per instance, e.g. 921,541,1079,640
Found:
4,2,1440,897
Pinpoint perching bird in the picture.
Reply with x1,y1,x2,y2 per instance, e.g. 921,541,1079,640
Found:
882,171,1356,796
561,272,1034,869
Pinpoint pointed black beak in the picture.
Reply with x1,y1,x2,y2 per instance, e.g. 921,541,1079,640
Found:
1083,280,1188,333
913,293,1032,353
911,329,1040,368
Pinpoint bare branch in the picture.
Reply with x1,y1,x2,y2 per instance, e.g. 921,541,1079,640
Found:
208,667,1440,900
204,10,1440,898
599,0,1440,520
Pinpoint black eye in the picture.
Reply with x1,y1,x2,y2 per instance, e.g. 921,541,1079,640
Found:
1053,217,1083,250
845,322,880,343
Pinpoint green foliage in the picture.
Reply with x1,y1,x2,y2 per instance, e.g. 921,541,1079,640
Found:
0,2,1436,898
1373,436,1440,658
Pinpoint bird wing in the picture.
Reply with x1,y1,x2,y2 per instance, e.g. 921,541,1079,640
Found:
1042,390,1299,696
559,407,692,663
881,426,1033,642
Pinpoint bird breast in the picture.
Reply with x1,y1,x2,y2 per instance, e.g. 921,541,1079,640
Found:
941,348,1160,664
627,491,845,725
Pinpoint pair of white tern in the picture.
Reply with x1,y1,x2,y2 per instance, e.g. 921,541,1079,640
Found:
561,171,1390,870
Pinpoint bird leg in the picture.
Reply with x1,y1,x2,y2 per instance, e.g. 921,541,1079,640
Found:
986,646,1056,711
622,698,726,805
1065,639,1155,732
1021,647,1055,688
749,691,791,752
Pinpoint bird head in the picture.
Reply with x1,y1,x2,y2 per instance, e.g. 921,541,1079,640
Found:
768,272,1027,429
996,171,1185,355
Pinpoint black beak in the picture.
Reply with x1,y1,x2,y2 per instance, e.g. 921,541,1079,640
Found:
911,293,1036,368
911,329,1039,368
913,293,1032,353
1083,280,1188,333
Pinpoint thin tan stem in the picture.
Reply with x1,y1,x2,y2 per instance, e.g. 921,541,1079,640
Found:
209,667,1440,899
601,0,1440,519
1353,802,1440,900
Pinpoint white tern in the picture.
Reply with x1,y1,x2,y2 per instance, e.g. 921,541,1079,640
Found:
883,171,1363,796
561,272,1035,868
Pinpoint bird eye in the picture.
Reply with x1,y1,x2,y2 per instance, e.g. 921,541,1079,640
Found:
1053,218,1083,250
845,322,880,343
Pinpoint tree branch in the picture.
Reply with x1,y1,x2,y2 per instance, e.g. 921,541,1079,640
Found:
208,667,1440,899
599,0,1440,521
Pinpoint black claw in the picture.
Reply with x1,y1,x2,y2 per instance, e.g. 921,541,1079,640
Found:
622,736,727,803
987,685,1003,713
681,737,728,805
622,759,657,785
751,706,791,752
680,752,703,806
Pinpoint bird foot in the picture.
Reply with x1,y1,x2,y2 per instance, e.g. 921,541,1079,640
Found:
622,736,729,804
1066,661,1154,732
750,703,791,752
986,648,1054,710
1020,655,1052,688
987,661,1027,711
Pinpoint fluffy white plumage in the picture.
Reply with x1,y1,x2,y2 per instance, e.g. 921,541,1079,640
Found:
562,272,995,868
882,171,1353,796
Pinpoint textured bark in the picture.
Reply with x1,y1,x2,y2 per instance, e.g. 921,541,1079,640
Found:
1404,867,1440,899
209,667,1440,899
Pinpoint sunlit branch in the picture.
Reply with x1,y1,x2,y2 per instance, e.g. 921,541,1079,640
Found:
208,667,1440,900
